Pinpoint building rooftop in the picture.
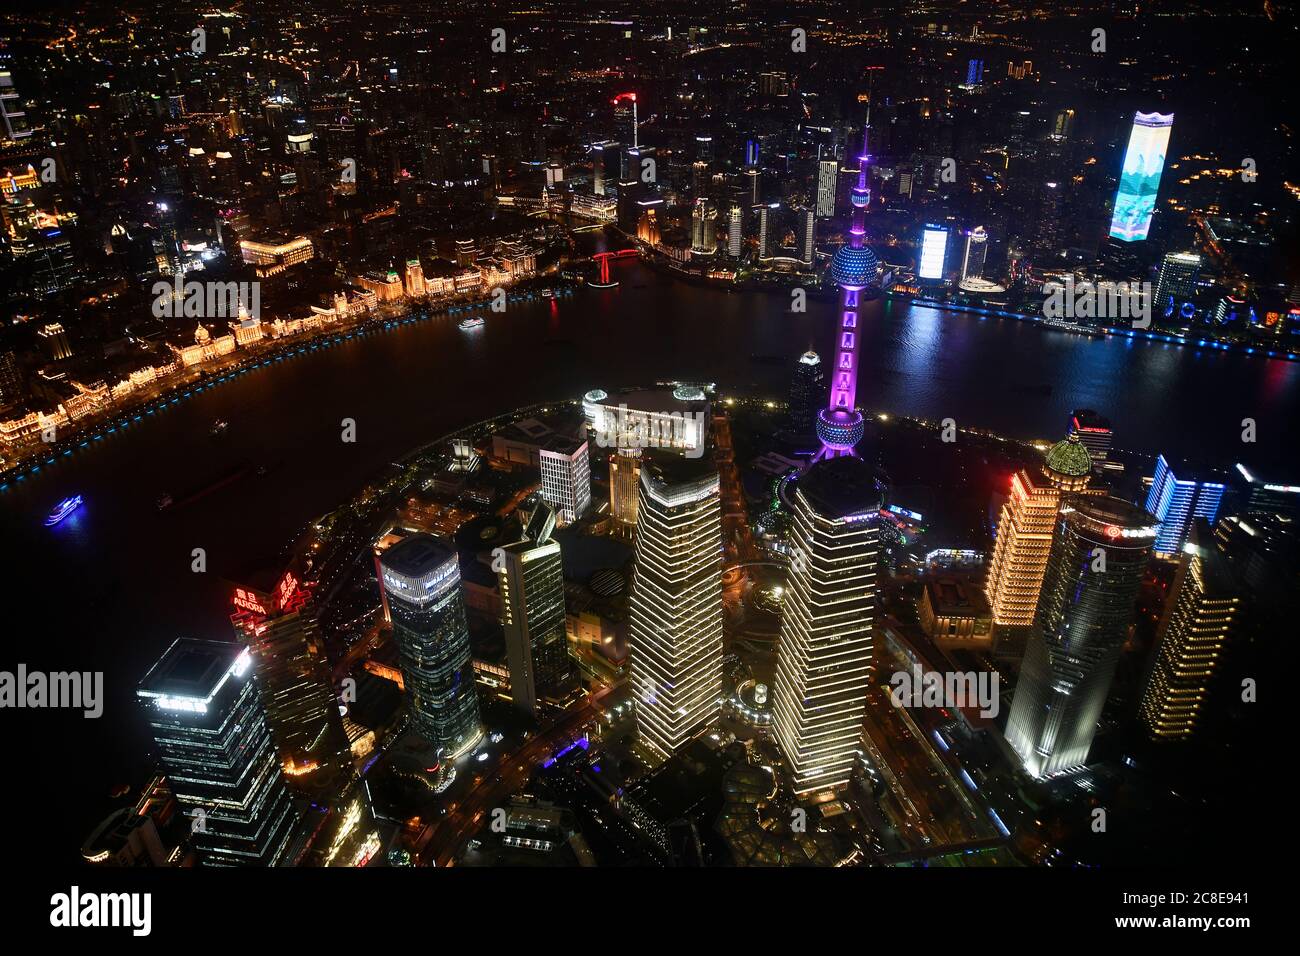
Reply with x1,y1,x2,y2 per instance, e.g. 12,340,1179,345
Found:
137,638,245,700
796,455,883,519
380,533,457,576
1045,433,1094,478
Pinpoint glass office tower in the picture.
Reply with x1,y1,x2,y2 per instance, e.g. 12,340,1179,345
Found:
1004,497,1159,778
137,638,299,866
380,534,483,758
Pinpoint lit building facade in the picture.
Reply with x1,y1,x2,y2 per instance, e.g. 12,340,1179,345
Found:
229,568,352,793
239,236,314,277
404,258,426,298
380,535,483,758
772,456,881,795
630,455,723,755
1144,454,1227,555
137,638,299,866
498,501,575,716
1140,520,1238,741
609,447,641,537
985,434,1094,629
1068,409,1113,473
1108,111,1174,242
539,436,592,525
1153,252,1201,319
1004,497,1159,778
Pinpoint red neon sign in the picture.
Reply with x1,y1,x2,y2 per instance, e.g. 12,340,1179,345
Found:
232,588,268,615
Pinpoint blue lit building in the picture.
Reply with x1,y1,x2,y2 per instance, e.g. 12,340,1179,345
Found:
1144,454,1226,555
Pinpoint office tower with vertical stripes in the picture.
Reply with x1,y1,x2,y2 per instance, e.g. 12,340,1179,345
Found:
1140,520,1238,740
630,453,723,755
773,456,882,795
1145,454,1227,555
1004,497,1159,778
138,638,299,866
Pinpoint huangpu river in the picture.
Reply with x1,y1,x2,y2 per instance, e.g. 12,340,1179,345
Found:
4,256,1298,859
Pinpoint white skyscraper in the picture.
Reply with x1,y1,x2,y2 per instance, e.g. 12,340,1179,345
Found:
539,436,591,525
816,159,838,218
960,226,988,282
727,204,743,258
798,207,815,266
630,454,723,755
773,457,882,795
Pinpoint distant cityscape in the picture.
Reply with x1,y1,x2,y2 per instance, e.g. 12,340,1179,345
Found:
0,0,1291,902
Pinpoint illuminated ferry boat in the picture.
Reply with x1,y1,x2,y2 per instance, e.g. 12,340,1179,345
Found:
458,316,485,330
44,495,83,526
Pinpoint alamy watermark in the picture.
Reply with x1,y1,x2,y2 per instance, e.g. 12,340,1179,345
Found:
594,404,708,459
151,275,261,320
888,664,1000,719
1042,276,1151,327
50,887,151,936
0,665,103,718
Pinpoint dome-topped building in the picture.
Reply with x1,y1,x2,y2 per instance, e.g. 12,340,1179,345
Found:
1042,432,1094,492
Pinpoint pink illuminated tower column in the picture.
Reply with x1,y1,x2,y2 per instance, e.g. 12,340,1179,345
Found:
815,99,881,461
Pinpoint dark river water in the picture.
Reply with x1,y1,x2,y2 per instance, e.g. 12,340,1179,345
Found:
4,257,1298,858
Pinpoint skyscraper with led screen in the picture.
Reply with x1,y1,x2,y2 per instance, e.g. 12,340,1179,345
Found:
1108,112,1173,242
919,225,949,280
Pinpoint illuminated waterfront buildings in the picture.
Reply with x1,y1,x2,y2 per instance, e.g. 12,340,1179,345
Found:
772,456,882,795
1140,520,1238,741
1004,497,1159,778
1108,111,1174,242
379,535,483,758
137,638,299,866
959,226,988,284
630,453,723,755
727,204,743,258
1153,252,1202,319
1145,454,1227,555
238,235,314,277
918,224,949,281
985,434,1094,631
816,109,879,460
497,500,575,716
229,568,352,793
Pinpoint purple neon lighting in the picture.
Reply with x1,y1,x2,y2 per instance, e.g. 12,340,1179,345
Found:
816,101,875,461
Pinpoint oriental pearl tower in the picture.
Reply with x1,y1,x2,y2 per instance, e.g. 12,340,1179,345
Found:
814,98,881,461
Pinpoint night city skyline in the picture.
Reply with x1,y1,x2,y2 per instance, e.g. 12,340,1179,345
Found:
1,0,1287,938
